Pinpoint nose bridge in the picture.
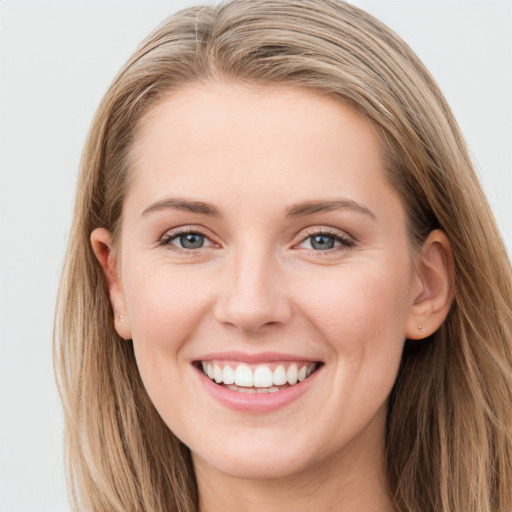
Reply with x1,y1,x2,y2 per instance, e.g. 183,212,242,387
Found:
215,239,291,332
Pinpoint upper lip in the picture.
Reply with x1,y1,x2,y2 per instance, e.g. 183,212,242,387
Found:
194,351,321,364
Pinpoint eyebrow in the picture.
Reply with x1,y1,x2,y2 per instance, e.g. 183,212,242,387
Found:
141,198,221,217
285,199,376,219
141,197,375,220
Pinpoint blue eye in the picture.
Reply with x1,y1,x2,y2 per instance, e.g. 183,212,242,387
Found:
310,234,336,250
176,233,205,249
161,231,212,250
299,232,354,251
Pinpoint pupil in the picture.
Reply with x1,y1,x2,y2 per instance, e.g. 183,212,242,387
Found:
180,233,204,249
311,235,334,250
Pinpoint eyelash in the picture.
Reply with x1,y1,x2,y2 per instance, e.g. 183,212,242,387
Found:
158,227,355,254
297,229,355,252
159,227,214,254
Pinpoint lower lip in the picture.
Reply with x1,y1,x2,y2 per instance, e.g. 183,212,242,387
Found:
195,365,321,413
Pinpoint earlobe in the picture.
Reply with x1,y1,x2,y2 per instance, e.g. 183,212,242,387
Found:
405,230,454,340
90,228,132,340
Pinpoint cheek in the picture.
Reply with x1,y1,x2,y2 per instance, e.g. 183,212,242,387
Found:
124,258,209,336
121,264,210,392
293,257,412,394
299,262,410,337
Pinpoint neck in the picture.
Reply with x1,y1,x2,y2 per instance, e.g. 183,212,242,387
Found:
193,411,395,512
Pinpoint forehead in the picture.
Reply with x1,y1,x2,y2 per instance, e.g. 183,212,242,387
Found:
125,81,396,218
134,82,381,158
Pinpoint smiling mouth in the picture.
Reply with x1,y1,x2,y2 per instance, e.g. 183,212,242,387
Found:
197,360,321,393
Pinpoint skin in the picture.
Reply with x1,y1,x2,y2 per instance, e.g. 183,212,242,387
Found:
92,82,453,512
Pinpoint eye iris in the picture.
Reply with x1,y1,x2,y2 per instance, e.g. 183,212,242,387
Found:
180,233,204,249
311,234,335,250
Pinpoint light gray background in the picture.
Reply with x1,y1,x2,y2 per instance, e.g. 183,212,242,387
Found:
0,1,511,510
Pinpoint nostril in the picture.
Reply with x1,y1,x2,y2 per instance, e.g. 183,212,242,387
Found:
214,299,292,333
213,263,292,332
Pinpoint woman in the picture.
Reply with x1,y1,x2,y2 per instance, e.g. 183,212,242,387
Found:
54,1,512,511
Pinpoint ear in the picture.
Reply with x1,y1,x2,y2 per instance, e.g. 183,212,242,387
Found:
405,229,454,340
90,228,132,340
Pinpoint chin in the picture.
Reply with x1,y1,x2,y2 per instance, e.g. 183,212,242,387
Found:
193,445,312,481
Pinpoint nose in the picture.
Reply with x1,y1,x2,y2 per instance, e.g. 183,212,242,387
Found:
214,245,292,334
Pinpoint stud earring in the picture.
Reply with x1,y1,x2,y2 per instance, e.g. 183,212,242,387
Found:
119,315,124,323
418,324,424,333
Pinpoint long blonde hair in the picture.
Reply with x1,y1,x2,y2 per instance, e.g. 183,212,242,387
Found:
54,1,512,511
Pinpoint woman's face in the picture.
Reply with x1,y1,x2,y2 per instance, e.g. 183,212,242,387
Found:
104,82,425,480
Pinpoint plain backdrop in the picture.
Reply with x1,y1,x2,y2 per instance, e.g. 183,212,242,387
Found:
0,1,511,510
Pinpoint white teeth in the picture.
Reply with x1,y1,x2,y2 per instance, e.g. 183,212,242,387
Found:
234,364,253,387
238,386,257,393
253,366,273,387
223,365,235,385
201,360,318,391
273,365,287,385
227,385,286,393
287,364,298,385
213,364,223,383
